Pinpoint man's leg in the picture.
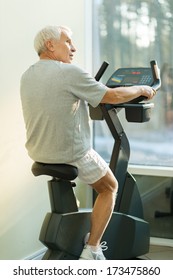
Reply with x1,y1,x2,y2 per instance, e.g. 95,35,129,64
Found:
88,169,118,246
79,169,118,259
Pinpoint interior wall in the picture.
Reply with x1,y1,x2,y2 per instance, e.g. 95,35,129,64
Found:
0,0,88,260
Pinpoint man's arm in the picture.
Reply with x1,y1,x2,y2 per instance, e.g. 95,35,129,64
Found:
101,85,155,104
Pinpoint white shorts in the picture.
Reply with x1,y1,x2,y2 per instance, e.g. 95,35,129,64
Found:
69,149,109,185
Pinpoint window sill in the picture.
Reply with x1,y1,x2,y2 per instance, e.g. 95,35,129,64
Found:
128,165,173,177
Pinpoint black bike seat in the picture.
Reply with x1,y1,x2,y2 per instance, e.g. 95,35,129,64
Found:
31,162,78,181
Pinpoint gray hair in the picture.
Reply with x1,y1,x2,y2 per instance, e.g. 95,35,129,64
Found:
34,25,72,56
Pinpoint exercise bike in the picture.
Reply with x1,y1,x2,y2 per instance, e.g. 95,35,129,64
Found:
31,60,161,260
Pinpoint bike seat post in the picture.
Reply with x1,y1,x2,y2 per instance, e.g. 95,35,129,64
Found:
31,162,79,213
48,177,78,213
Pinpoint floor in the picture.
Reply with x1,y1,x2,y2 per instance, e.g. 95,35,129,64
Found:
140,242,173,260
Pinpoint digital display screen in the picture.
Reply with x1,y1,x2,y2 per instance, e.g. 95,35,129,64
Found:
106,67,153,87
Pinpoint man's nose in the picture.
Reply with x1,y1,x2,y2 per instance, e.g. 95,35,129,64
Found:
71,43,76,52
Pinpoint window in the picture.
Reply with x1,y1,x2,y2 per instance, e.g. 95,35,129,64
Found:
92,0,173,167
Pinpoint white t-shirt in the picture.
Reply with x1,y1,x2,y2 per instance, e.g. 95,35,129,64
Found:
20,60,107,163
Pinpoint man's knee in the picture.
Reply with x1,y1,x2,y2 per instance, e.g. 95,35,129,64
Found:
107,173,118,194
91,170,118,194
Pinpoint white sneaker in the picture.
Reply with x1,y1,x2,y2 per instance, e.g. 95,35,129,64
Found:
84,232,108,251
79,233,108,260
79,244,106,260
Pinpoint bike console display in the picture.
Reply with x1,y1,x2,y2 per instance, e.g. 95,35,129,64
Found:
106,60,161,104
106,68,153,88
89,60,161,122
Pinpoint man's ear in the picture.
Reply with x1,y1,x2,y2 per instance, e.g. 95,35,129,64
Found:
45,40,55,52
